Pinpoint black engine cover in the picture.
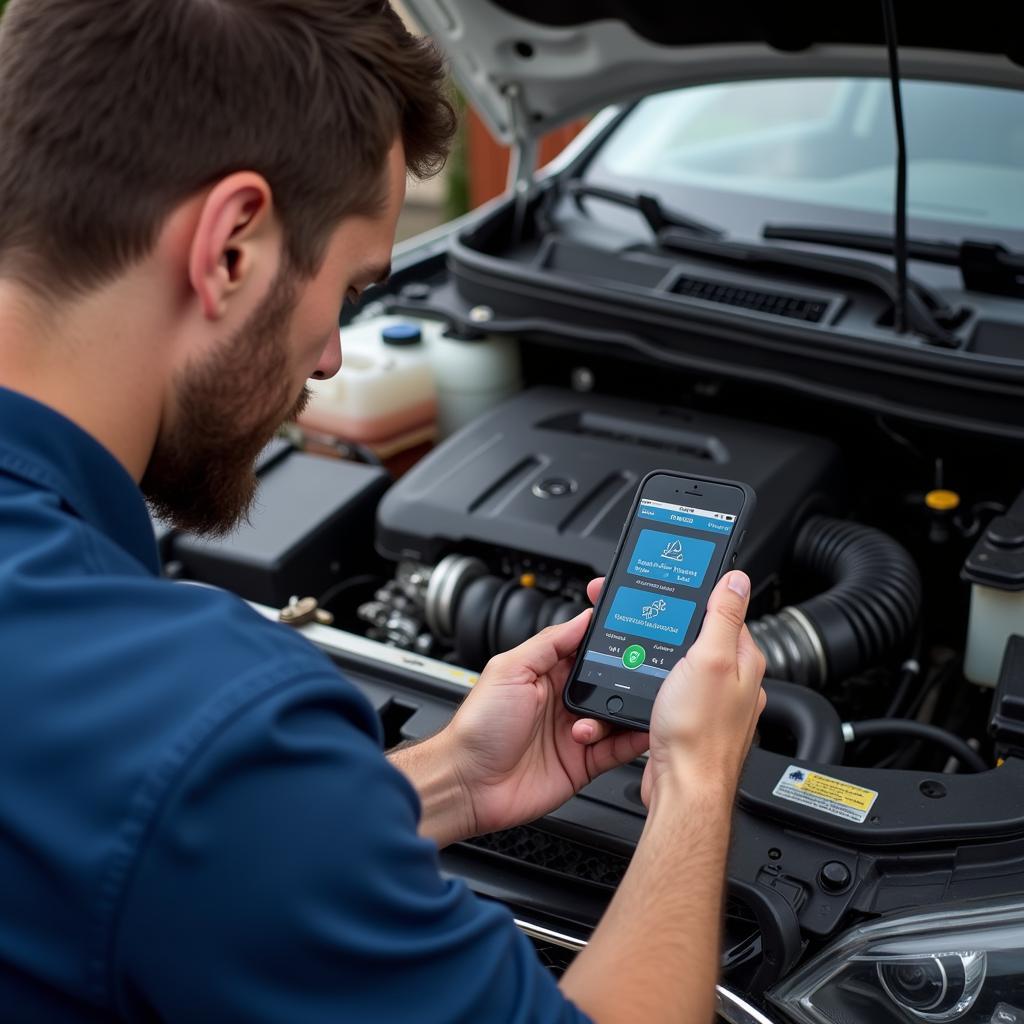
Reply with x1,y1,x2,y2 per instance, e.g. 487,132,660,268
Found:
376,388,841,585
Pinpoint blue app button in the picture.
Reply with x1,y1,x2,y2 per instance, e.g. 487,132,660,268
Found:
604,587,696,645
628,529,716,588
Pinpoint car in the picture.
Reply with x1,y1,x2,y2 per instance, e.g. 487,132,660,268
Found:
160,4,1024,1022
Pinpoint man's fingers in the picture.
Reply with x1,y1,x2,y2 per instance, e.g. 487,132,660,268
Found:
571,717,612,745
587,727,650,776
692,571,751,656
546,607,592,660
586,577,605,607
572,718,650,778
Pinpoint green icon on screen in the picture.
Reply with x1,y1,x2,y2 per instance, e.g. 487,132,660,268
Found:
622,644,646,670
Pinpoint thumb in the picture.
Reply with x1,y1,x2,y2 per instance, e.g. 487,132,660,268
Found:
492,608,591,679
692,570,750,654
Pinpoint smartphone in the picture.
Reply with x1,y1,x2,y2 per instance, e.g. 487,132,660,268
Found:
563,471,755,731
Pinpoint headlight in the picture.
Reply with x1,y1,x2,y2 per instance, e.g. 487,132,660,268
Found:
876,953,985,1020
768,898,1024,1024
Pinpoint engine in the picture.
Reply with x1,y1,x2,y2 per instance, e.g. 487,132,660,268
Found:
358,387,919,696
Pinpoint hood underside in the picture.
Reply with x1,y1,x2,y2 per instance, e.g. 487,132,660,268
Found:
404,0,1024,143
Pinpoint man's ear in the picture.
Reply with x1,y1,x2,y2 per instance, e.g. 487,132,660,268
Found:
187,172,280,321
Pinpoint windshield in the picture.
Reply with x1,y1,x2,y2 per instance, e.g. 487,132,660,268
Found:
587,78,1024,244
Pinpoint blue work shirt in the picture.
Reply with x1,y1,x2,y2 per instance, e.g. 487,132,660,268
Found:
0,386,589,1023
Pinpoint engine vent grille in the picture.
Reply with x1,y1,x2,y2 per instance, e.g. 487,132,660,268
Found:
672,274,829,322
463,825,630,889
540,411,724,462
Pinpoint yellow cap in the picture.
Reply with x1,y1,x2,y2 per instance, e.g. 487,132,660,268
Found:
925,489,960,512
519,573,537,588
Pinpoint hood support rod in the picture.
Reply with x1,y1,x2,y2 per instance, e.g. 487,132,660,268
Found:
881,0,909,334
505,83,539,243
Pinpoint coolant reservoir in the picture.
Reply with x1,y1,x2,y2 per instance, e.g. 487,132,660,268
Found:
429,326,522,438
300,318,436,444
962,495,1024,688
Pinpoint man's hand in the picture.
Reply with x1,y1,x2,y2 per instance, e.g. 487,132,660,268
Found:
560,572,766,1024
443,577,648,839
392,570,764,851
642,569,767,808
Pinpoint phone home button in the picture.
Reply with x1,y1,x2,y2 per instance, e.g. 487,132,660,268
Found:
606,696,624,714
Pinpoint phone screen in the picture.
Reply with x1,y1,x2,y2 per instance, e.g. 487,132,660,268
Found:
566,474,748,726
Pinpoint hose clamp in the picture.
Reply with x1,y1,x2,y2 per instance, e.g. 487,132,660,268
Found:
425,554,486,641
780,605,829,686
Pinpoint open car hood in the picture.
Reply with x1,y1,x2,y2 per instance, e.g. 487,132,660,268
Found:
403,1,1024,144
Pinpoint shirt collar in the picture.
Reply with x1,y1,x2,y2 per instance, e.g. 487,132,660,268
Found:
0,386,161,575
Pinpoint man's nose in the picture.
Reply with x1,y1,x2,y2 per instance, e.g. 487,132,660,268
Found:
311,330,342,381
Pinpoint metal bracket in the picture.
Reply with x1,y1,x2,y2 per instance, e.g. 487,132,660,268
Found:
505,83,539,241
278,595,334,628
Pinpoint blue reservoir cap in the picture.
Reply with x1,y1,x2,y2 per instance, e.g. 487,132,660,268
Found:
381,323,422,347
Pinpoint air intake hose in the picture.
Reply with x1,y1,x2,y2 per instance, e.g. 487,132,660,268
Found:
750,517,921,687
762,679,845,763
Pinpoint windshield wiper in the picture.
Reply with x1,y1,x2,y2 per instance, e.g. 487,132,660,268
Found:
556,183,961,346
564,180,724,240
763,224,1024,299
656,227,961,347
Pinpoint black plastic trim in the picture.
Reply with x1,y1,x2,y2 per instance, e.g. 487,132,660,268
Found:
325,641,1024,850
414,270,1024,443
737,748,1024,846
402,191,1024,440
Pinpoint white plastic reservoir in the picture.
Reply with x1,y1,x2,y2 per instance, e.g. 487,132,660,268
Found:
962,501,1024,688
964,586,1024,688
300,318,436,444
428,325,522,438
299,314,522,443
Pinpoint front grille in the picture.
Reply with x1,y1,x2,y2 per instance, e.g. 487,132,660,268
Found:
473,828,770,993
463,824,630,888
526,938,578,977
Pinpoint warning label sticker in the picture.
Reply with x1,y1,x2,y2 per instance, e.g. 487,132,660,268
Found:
772,765,878,823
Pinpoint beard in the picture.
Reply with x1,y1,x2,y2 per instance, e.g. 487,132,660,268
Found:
142,268,311,537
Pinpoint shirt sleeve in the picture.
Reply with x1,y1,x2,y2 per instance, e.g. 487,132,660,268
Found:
112,673,592,1024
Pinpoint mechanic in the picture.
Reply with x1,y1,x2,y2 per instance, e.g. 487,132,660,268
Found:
0,2,766,1022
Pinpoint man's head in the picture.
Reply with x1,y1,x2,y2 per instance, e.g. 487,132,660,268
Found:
0,0,455,533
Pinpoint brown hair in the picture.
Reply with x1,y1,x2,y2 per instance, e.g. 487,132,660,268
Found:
0,0,456,295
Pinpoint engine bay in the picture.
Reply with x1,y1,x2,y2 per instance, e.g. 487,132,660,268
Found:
162,306,1024,994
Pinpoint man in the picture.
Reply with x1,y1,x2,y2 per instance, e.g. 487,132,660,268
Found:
0,1,766,1021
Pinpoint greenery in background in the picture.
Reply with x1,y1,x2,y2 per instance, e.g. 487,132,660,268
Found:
444,87,471,221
